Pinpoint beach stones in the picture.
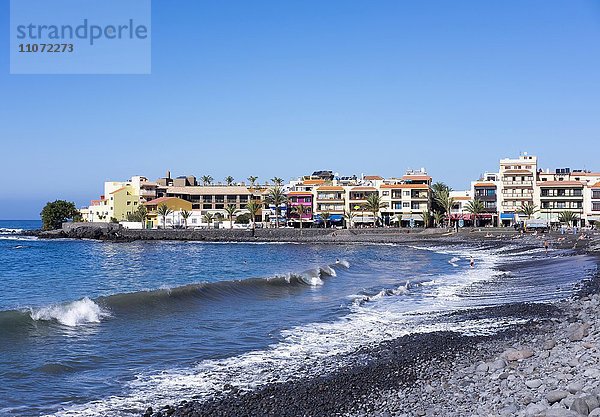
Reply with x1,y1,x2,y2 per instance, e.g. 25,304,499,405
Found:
546,390,569,404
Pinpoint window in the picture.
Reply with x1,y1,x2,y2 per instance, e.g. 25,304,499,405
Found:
393,202,402,210
382,191,389,196
402,202,410,208
403,191,410,196
127,201,131,205
191,218,197,224
593,202,600,211
134,202,138,205
411,202,420,210
203,204,212,209
593,191,600,199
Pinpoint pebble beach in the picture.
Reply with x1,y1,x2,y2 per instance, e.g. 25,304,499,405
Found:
135,231,600,417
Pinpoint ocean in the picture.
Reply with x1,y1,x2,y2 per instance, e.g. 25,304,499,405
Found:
0,220,596,417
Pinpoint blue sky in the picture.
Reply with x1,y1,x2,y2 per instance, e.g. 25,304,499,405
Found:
1,0,600,219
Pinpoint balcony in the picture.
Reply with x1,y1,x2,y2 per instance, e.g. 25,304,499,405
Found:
502,193,533,199
502,181,533,186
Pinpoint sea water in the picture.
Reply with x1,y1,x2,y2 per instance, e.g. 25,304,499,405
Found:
0,221,595,416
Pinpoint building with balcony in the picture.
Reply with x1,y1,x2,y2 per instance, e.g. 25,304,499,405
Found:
497,154,537,225
535,181,584,225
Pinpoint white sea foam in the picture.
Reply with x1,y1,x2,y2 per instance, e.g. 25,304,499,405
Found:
0,235,37,241
30,298,111,327
0,227,23,234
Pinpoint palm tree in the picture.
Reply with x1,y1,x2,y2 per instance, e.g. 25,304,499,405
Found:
201,175,214,186
293,204,307,229
272,177,284,187
431,182,452,214
464,199,485,227
245,200,261,227
343,210,356,229
421,210,431,228
394,213,403,228
224,204,237,229
518,202,539,219
247,176,258,188
365,193,388,227
265,186,288,228
434,189,455,228
559,211,579,227
137,205,148,229
225,176,235,186
433,211,445,227
181,210,192,229
157,203,173,229
203,212,214,228
320,211,331,228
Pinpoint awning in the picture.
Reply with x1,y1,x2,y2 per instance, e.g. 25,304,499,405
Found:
500,213,514,220
329,214,343,222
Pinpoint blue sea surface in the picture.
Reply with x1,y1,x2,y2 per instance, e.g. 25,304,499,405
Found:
0,220,595,416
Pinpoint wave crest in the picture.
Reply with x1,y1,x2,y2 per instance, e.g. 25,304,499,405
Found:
30,297,110,327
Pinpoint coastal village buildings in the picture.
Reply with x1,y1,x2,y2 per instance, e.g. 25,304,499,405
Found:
79,154,600,230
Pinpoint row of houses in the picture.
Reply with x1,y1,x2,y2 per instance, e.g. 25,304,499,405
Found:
450,153,600,227
80,153,600,229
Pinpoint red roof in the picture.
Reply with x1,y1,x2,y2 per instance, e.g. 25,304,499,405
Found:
538,181,584,187
474,182,496,188
363,175,383,180
144,197,178,205
317,186,345,191
110,187,127,194
591,182,600,188
351,186,376,191
303,180,325,185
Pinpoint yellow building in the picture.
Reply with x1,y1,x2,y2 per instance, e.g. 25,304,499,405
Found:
144,197,192,229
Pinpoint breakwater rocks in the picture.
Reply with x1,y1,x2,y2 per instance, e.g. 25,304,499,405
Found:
38,223,449,243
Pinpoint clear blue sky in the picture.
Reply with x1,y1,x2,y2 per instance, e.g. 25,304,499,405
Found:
2,1,600,219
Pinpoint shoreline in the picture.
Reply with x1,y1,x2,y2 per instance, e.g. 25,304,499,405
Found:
25,223,600,254
138,241,600,417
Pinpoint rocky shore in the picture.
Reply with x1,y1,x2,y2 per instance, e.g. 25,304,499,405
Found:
138,246,600,417
140,269,600,417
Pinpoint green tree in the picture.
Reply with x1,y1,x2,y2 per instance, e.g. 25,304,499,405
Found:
247,176,258,188
137,205,148,228
394,213,403,228
181,210,192,229
434,189,455,227
201,175,214,186
431,182,452,214
433,211,445,227
365,193,388,227
293,204,307,229
225,176,235,186
234,213,252,224
265,186,288,228
157,203,173,229
421,210,431,228
464,199,485,227
272,177,284,186
245,200,261,232
320,211,331,228
224,204,238,229
40,200,80,230
518,202,539,219
559,210,579,227
344,209,356,229
203,212,214,227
